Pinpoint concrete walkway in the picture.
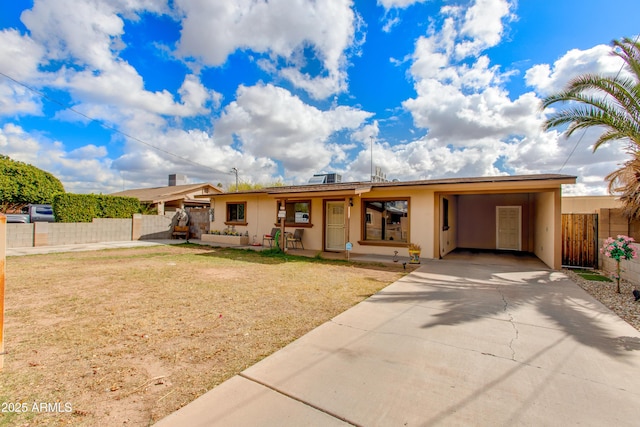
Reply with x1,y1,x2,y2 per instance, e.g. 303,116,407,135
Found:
155,257,640,426
5,239,185,256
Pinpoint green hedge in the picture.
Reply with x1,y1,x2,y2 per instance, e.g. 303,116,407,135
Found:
53,193,141,223
0,154,65,211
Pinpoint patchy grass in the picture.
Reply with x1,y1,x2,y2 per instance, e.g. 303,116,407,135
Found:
572,269,613,282
1,245,407,426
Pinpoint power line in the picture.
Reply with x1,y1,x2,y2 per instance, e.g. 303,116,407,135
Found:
0,70,222,174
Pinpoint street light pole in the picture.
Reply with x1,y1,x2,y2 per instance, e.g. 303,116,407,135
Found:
231,167,238,192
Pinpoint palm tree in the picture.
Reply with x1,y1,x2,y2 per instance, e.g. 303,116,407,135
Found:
605,156,640,219
541,37,640,218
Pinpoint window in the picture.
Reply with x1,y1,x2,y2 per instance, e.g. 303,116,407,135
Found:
363,199,408,243
226,202,246,224
277,200,311,226
35,206,53,215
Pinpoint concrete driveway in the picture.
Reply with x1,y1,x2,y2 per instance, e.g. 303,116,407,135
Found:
155,256,640,426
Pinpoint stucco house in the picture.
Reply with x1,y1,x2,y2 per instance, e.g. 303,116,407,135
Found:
199,174,576,269
112,174,222,215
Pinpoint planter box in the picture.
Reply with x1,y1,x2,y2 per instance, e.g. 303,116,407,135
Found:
201,234,249,245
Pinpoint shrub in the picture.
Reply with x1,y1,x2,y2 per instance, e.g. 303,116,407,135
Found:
53,193,140,223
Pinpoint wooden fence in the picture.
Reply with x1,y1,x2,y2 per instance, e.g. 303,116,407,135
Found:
561,214,598,268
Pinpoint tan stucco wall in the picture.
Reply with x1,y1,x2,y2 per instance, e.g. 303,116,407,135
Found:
206,180,568,269
209,194,277,245
207,188,436,258
353,187,435,259
456,193,533,251
533,190,560,269
562,196,620,213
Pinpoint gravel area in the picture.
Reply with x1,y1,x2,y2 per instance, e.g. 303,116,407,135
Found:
563,269,640,332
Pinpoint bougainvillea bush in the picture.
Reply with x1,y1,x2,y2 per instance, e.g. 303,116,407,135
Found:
601,235,637,293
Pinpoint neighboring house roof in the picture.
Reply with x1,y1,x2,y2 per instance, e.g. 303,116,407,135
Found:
112,183,222,204
199,174,576,198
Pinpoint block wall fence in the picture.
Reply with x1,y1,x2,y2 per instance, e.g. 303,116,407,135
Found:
598,208,640,286
3,214,175,248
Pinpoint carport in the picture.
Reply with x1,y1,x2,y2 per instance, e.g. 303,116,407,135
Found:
434,176,573,269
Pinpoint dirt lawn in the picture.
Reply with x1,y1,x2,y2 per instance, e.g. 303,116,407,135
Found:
0,244,408,426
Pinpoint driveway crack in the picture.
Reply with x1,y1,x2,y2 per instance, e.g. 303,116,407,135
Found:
499,289,519,361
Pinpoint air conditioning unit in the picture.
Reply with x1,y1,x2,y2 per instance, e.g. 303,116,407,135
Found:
308,173,342,184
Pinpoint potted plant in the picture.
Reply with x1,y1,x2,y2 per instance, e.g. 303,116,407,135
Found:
408,243,421,264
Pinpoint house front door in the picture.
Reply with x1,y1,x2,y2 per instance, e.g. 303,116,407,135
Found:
325,201,345,251
496,206,521,250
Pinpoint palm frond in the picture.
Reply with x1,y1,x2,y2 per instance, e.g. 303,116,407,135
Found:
606,155,640,220
612,38,640,80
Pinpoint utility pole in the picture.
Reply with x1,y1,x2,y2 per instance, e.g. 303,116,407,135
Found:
231,167,238,192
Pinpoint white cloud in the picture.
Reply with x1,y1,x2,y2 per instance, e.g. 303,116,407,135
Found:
278,69,348,100
63,64,218,118
214,84,372,179
67,144,108,160
0,29,45,80
377,0,428,9
403,77,543,145
351,121,380,145
0,121,277,193
341,136,507,182
22,0,125,69
111,127,279,188
525,44,623,96
0,81,43,117
392,0,629,197
21,0,167,68
175,0,357,99
14,0,217,122
1,0,367,189
0,0,228,194
0,29,47,116
455,0,513,59
410,32,454,81
0,123,118,193
179,74,222,112
0,0,633,197
402,0,539,144
0,124,44,165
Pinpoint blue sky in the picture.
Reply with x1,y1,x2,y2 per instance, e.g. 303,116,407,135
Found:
1,0,639,194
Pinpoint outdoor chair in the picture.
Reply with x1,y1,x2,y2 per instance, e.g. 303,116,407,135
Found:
172,225,189,239
286,229,304,249
263,228,279,247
